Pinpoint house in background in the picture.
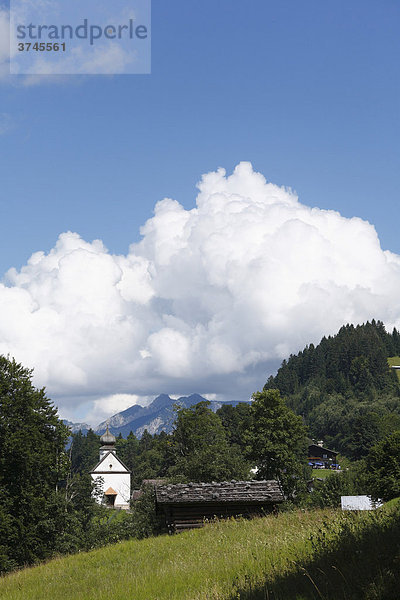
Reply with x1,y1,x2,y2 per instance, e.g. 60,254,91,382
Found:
90,425,131,509
308,441,339,469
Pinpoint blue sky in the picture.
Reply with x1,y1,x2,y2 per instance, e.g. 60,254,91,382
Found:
1,0,400,423
1,0,399,275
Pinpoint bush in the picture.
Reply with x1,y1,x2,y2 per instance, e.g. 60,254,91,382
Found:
130,484,165,538
86,485,165,550
307,463,368,508
366,431,400,501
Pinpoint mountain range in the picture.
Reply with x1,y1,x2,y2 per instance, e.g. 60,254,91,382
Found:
64,394,245,439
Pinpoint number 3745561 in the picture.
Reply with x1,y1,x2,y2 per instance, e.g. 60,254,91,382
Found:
18,42,66,51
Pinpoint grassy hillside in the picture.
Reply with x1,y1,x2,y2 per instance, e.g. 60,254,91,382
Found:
0,503,399,600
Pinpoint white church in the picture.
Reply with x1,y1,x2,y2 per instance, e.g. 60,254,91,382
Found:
90,426,131,509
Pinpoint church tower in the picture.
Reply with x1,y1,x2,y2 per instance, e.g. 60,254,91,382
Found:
90,425,131,509
99,424,117,459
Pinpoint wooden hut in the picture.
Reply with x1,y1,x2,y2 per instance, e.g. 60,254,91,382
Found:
155,480,284,532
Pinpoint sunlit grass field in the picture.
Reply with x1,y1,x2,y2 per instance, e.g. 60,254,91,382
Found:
310,468,338,480
0,502,399,600
0,509,335,600
388,356,400,381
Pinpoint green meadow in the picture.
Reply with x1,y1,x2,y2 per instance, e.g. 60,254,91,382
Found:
310,468,337,480
388,356,400,382
1,501,399,600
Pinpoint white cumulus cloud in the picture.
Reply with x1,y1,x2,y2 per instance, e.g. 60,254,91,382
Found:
2,162,400,424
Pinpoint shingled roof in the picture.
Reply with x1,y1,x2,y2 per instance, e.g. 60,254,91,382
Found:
156,480,284,504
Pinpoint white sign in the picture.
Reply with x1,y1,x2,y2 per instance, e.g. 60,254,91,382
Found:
341,495,382,511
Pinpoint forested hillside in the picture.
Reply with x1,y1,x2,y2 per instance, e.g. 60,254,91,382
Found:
265,321,400,459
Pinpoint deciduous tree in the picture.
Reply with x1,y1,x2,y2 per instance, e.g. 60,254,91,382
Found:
245,389,308,497
169,401,249,482
366,431,400,501
0,356,70,568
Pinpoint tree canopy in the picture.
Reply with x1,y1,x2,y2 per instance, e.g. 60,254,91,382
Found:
168,401,250,482
366,431,400,501
0,356,70,568
245,389,308,497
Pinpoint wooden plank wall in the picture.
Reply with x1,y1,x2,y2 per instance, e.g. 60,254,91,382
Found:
160,502,276,532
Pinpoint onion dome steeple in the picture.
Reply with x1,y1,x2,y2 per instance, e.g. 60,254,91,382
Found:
99,424,116,458
100,424,116,446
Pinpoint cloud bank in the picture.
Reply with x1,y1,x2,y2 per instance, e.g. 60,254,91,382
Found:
2,162,400,424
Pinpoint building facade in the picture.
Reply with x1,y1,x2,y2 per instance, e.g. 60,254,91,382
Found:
308,442,339,469
90,425,131,509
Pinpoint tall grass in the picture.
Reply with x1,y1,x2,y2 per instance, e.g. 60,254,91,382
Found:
233,500,400,600
0,503,398,600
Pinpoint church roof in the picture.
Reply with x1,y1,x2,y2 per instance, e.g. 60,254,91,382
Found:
89,450,131,474
104,487,117,496
100,424,116,445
